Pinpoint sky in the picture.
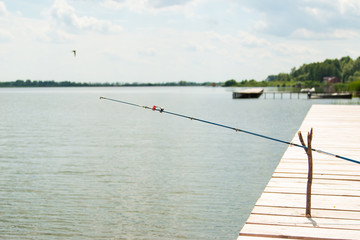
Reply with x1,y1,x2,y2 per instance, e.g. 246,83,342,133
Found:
1,0,360,83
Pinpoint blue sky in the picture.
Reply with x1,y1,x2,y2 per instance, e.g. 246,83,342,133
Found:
1,0,360,83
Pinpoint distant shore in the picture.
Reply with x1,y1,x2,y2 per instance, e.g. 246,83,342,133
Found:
0,80,219,88
1,80,360,96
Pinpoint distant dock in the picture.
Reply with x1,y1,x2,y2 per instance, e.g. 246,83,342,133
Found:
238,104,360,239
260,92,354,99
262,92,306,99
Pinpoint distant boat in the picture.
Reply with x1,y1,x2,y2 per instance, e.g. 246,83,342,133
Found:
233,88,264,99
309,92,352,99
300,87,315,93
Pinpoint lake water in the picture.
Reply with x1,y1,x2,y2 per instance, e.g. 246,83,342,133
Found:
0,87,358,239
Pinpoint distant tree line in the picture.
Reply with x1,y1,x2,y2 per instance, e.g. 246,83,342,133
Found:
0,79,218,88
265,56,360,83
0,80,92,87
2,56,360,93
223,56,360,93
223,79,262,87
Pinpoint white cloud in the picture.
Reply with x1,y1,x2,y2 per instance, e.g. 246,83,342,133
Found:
0,2,38,42
254,20,268,32
273,43,317,56
1,0,360,83
0,29,13,42
236,32,269,48
102,0,200,16
204,31,269,49
291,28,314,39
138,48,157,56
0,1,8,16
0,1,12,42
339,0,360,15
303,7,320,17
185,42,214,52
37,29,74,43
50,0,122,33
291,28,360,40
331,29,360,39
239,0,360,38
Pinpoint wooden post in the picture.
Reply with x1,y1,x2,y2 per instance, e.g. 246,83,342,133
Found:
298,128,313,217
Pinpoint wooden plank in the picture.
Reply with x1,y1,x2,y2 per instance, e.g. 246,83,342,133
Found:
251,206,360,220
274,163,359,172
280,155,360,163
246,214,360,230
255,192,360,211
273,167,360,176
273,163,360,175
237,236,299,240
264,187,360,197
237,105,360,240
272,172,360,181
240,224,360,239
266,178,360,191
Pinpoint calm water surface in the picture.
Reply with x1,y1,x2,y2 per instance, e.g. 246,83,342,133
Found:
1,87,357,239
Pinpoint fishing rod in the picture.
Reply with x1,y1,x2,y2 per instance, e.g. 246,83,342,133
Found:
100,96,360,165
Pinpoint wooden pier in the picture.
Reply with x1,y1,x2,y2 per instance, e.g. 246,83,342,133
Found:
262,92,306,99
238,104,360,240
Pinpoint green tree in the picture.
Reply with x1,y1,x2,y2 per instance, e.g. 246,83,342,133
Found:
265,75,277,82
342,61,354,82
277,73,291,81
352,57,360,75
223,79,237,87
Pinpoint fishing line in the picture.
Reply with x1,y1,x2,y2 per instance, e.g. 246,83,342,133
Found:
100,96,360,165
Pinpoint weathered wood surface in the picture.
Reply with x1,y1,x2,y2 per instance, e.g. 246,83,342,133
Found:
238,105,360,240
